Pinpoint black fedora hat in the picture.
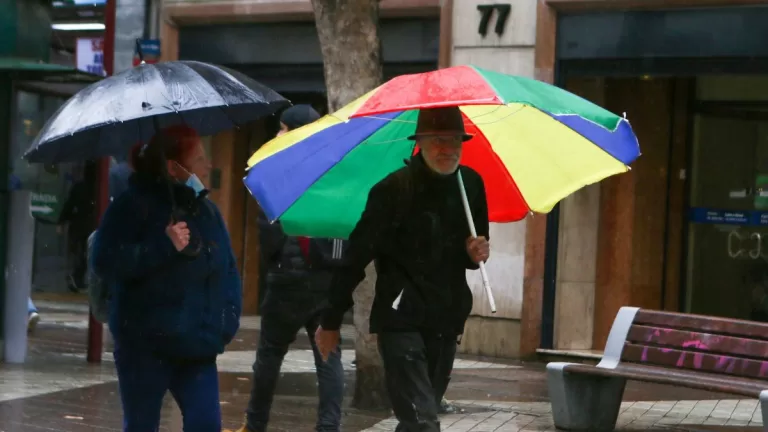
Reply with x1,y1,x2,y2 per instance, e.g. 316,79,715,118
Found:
407,106,473,142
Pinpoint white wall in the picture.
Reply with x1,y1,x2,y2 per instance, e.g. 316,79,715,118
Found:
452,0,537,357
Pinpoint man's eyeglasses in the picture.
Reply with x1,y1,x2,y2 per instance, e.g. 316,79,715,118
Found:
419,135,463,147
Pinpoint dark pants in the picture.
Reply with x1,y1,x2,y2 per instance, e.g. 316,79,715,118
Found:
246,293,344,432
114,346,221,432
68,233,87,288
378,331,458,432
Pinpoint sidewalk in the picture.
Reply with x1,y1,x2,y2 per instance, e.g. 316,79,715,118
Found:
365,400,763,431
1,301,763,431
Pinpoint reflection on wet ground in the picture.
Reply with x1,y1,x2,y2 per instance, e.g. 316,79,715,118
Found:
0,302,763,431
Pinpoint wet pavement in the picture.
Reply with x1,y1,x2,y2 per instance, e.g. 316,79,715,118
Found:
0,301,764,431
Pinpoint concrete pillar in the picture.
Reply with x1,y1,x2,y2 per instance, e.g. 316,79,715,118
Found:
3,191,35,363
451,0,538,359
114,0,147,74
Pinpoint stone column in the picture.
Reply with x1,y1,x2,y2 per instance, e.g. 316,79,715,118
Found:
451,0,537,358
114,0,147,74
3,191,35,363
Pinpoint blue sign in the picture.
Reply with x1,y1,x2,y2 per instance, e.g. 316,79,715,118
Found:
136,40,160,57
690,207,768,226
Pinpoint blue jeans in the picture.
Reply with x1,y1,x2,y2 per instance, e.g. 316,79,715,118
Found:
114,345,221,432
27,298,37,315
246,296,344,432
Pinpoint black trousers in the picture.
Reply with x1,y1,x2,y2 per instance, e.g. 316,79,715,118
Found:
378,331,457,432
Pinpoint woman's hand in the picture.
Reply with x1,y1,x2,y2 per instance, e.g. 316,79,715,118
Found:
166,222,190,252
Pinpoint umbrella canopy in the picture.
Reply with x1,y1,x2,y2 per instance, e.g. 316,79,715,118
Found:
244,65,640,239
24,60,290,163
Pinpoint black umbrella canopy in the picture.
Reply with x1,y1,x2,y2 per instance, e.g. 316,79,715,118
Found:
24,61,291,163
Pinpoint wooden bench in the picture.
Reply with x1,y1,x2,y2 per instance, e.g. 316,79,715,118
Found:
546,307,768,431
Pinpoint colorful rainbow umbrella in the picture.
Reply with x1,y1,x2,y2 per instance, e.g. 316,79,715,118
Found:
244,65,640,239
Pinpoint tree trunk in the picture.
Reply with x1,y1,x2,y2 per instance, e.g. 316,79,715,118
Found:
311,0,383,112
311,0,388,411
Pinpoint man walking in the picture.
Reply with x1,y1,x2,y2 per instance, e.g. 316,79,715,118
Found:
229,105,345,432
315,106,490,431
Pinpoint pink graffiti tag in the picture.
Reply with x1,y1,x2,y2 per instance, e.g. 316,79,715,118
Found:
679,340,709,369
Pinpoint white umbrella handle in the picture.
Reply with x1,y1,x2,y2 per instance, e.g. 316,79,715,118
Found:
458,170,496,314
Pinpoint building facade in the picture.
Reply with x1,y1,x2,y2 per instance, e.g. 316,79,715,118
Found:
448,0,768,359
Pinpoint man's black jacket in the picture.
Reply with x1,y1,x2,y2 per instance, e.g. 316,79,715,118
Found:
320,153,489,336
258,213,343,299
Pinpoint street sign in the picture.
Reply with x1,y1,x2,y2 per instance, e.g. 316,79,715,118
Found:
133,39,161,66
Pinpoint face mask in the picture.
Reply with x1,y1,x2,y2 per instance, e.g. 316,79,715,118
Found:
185,174,206,196
174,161,206,196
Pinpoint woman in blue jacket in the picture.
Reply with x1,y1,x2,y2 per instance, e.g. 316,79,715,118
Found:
93,125,242,432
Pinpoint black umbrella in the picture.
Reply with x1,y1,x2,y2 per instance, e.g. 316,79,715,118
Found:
24,58,290,258
24,60,290,163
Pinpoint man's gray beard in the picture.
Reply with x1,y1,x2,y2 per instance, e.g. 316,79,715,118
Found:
432,161,459,176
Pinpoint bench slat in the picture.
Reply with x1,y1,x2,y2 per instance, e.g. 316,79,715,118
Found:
622,343,768,379
562,363,764,398
634,310,768,341
627,325,768,361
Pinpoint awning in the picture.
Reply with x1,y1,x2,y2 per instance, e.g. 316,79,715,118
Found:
0,58,102,84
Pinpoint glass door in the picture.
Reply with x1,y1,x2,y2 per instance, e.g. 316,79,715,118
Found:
686,110,768,320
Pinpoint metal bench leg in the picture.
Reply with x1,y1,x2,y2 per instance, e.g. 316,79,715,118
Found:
760,390,768,432
547,362,626,431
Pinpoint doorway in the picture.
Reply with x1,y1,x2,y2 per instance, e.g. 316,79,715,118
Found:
686,76,768,321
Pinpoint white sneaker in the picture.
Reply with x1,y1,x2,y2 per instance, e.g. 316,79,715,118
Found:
28,312,40,333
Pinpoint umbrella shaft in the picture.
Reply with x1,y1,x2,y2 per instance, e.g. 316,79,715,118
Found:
457,171,496,313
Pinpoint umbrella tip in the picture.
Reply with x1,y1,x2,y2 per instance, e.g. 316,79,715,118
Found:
622,112,627,119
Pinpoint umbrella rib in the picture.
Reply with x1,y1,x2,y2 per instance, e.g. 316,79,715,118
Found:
176,62,227,111
216,104,238,130
190,61,261,103
530,105,637,167
515,105,627,212
465,116,531,213
257,118,394,224
150,63,182,112
277,136,413,232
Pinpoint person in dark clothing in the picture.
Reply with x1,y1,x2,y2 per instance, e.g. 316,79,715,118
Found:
230,105,344,432
109,155,134,201
93,125,242,432
277,103,320,134
59,162,97,291
315,106,490,432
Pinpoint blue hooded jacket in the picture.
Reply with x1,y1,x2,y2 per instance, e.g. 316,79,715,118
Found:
93,173,242,359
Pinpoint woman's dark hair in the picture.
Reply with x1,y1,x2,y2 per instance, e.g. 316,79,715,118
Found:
131,125,200,177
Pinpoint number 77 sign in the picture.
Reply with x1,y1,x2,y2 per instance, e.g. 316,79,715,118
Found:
477,4,512,37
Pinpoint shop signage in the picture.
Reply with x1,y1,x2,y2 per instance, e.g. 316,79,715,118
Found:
29,191,63,223
76,37,105,76
477,3,512,37
133,39,161,66
55,0,107,5
690,207,768,226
